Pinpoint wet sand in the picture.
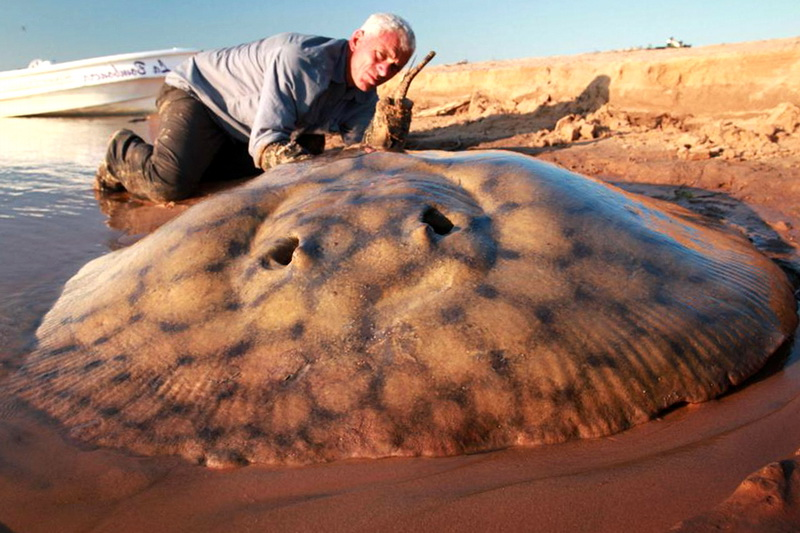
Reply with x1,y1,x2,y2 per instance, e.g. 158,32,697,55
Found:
2,348,800,533
2,37,800,532
2,346,800,532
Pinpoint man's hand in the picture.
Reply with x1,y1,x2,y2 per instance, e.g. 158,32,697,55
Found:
363,97,413,151
259,140,312,171
363,52,436,151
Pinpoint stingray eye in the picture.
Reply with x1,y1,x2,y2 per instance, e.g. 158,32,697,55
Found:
422,206,454,235
260,237,299,268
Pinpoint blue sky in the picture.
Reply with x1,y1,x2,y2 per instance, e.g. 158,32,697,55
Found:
1,0,798,71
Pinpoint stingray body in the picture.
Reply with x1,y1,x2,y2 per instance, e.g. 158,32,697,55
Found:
13,150,797,466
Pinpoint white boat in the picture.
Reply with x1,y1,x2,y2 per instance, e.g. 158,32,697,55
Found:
0,48,197,118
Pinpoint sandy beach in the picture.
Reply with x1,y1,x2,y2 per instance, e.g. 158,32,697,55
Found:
1,36,800,532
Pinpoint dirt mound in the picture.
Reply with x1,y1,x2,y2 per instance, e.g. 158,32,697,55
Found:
672,458,800,532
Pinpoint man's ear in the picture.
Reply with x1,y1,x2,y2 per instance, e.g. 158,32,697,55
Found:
349,29,364,51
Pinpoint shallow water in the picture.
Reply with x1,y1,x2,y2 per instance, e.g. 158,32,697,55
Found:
0,117,191,365
1,117,799,532
0,118,130,364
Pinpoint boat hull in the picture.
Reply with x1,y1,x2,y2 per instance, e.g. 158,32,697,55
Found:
0,49,196,118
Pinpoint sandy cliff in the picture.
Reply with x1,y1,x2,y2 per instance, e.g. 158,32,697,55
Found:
401,37,800,116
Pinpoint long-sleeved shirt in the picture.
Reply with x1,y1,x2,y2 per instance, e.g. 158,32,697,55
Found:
165,33,378,165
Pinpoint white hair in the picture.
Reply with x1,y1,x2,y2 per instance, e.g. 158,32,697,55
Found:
360,13,416,54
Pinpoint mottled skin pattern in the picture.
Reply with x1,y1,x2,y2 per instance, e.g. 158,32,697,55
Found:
11,151,798,467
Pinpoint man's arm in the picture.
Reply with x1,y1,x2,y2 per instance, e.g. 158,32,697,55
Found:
249,46,323,170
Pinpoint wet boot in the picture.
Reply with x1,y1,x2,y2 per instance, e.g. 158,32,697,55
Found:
95,128,182,201
94,162,124,192
94,128,151,194
94,129,134,192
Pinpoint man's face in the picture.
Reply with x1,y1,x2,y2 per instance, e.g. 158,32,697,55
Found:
347,29,412,92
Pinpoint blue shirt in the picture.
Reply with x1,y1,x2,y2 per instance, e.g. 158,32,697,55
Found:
165,33,378,164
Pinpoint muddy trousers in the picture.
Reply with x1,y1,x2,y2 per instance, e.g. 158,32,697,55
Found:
105,84,260,202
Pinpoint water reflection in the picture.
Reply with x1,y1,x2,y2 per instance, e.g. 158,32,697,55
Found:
0,116,152,221
0,116,245,360
0,117,149,360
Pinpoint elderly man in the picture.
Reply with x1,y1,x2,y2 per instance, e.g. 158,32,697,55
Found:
96,13,415,202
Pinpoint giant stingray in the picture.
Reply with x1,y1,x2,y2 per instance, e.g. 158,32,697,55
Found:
11,150,798,467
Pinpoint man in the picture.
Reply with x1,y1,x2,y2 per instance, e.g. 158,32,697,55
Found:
96,13,415,202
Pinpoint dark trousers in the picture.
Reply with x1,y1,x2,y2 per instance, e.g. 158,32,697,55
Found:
105,84,260,202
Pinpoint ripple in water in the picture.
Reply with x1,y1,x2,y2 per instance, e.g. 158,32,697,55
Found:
0,116,149,359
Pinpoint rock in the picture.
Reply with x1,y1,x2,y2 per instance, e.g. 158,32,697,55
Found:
671,459,800,532
767,102,800,134
416,97,471,118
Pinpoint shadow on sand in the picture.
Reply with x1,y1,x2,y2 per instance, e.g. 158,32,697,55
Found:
407,75,611,150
